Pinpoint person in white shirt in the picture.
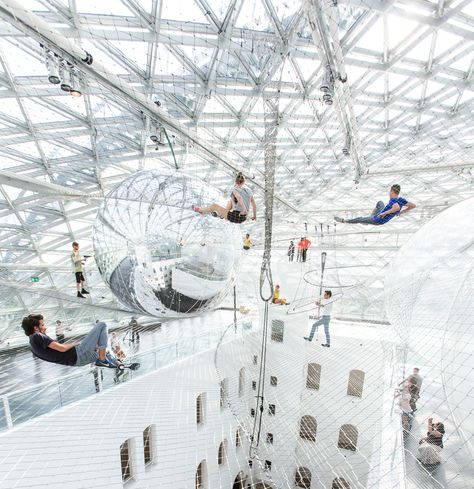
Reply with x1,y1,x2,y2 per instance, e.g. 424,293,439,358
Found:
304,290,338,347
191,172,257,224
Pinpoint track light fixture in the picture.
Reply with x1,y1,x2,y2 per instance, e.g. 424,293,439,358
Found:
45,49,60,85
59,61,72,92
69,67,82,97
41,45,83,97
320,65,335,105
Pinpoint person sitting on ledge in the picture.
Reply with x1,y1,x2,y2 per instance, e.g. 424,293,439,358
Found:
21,314,120,368
272,285,288,305
334,184,416,225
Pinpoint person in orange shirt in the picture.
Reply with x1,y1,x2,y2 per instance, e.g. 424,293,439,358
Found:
301,237,311,262
297,238,304,262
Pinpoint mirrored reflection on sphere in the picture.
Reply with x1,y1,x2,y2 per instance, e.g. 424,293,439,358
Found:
93,171,242,317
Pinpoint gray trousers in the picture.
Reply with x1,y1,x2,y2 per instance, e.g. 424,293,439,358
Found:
75,322,108,366
308,315,331,344
346,201,384,224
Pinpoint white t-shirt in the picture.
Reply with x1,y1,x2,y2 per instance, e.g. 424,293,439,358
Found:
320,297,338,316
231,185,253,213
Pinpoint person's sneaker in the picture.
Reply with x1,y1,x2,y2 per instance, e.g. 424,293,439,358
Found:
321,343,330,347
81,289,90,294
77,292,86,298
334,216,344,223
303,337,311,341
95,359,111,368
191,205,201,213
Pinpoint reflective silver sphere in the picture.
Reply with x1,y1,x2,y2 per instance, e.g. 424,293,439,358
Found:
93,171,242,317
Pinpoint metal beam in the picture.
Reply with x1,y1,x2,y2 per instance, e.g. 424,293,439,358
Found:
0,168,100,198
0,0,299,213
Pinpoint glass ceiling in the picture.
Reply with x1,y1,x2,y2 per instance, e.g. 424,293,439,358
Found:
0,0,473,338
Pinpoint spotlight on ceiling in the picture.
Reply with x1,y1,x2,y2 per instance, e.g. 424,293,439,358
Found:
45,50,60,85
69,67,82,97
322,93,333,105
320,66,334,94
59,62,72,92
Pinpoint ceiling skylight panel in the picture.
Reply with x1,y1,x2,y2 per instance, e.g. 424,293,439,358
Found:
109,41,149,71
0,40,45,77
354,14,383,51
234,0,274,31
161,0,210,23
75,0,134,16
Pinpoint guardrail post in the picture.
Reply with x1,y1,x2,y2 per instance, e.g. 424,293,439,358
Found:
2,396,13,429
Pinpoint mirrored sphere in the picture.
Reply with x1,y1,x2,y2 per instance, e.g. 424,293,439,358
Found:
93,171,242,317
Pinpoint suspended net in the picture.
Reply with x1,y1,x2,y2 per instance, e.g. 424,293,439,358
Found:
0,0,473,488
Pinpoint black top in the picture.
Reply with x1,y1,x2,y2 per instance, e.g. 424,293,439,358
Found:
426,425,445,448
29,333,77,366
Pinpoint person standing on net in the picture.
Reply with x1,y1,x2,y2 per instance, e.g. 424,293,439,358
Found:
297,238,304,262
243,233,252,250
304,290,339,347
71,241,90,298
411,367,423,396
334,184,416,225
55,319,65,343
301,237,311,262
288,240,295,262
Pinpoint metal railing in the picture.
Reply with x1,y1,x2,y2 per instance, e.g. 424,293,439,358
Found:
0,317,255,432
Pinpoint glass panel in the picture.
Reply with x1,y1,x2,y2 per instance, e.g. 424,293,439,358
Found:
9,383,61,425
0,400,8,432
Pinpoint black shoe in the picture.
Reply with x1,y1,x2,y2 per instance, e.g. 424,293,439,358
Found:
81,289,90,294
77,292,86,298
303,337,311,341
321,343,330,347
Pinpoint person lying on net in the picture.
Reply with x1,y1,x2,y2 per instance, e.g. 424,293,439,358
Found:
192,172,257,224
22,314,121,368
334,184,416,225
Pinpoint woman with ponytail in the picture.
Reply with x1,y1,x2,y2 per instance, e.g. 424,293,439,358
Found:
192,172,256,224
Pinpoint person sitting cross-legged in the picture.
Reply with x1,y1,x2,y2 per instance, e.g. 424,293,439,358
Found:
22,314,120,368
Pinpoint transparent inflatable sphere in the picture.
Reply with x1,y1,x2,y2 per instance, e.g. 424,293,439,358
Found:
385,197,474,457
93,171,242,317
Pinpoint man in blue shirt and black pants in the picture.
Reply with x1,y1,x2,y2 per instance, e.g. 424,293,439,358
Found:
334,184,416,225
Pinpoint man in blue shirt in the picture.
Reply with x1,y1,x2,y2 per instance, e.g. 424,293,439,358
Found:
334,184,416,225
